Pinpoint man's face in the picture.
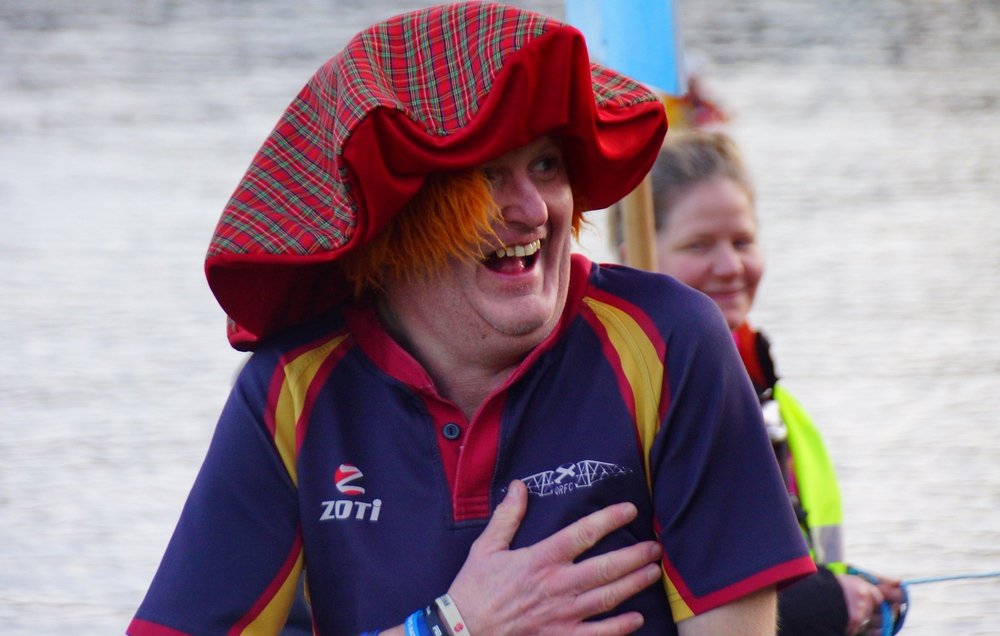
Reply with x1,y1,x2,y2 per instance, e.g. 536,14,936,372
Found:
382,136,575,362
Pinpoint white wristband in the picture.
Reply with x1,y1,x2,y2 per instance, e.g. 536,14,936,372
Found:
434,593,470,636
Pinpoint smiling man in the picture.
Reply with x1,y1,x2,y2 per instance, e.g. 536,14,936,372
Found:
129,3,813,636
369,136,577,418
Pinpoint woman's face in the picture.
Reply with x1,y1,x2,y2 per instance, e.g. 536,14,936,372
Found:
655,177,763,330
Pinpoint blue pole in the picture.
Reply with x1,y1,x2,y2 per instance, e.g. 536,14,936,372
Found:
565,0,686,96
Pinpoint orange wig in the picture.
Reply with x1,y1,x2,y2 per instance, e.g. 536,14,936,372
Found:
341,170,584,298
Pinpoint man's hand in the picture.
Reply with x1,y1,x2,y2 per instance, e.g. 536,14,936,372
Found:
448,480,663,635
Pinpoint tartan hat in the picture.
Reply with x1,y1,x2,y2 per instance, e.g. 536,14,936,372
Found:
206,1,668,350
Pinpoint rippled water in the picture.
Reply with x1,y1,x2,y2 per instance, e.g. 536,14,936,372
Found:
2,1,998,634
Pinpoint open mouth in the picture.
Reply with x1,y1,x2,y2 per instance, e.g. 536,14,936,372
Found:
482,238,542,273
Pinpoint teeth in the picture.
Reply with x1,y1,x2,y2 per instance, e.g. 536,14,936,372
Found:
493,239,541,259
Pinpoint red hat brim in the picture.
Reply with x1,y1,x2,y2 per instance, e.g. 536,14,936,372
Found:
205,3,667,350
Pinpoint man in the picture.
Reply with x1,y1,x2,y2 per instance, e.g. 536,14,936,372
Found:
129,3,814,635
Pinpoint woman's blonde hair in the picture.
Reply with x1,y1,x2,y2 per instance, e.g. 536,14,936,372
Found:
609,129,754,248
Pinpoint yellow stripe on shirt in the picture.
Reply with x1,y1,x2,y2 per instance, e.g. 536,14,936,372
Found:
272,334,349,486
582,296,662,487
583,296,694,621
241,550,305,635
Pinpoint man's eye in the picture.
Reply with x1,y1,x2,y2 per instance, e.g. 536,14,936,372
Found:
532,155,561,176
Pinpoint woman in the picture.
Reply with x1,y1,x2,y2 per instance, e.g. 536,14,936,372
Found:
613,130,903,636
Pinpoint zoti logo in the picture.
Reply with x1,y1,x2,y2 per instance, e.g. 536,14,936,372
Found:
322,462,382,523
334,463,365,495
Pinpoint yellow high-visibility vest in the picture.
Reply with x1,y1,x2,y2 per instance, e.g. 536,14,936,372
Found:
774,383,847,574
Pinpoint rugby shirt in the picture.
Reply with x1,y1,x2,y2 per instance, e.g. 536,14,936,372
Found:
130,254,814,635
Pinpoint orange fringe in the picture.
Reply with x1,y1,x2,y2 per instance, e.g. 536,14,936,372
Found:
341,170,499,297
341,170,585,298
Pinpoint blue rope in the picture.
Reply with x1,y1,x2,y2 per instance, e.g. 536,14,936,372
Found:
902,570,1000,586
849,568,1000,635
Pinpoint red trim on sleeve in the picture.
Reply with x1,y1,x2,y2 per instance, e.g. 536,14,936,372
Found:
666,554,817,616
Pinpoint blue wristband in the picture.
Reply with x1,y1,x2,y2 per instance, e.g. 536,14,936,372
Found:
404,609,431,636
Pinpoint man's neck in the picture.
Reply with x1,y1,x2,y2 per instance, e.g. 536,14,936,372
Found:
374,296,540,419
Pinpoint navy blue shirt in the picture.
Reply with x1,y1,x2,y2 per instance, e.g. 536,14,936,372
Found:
131,255,813,635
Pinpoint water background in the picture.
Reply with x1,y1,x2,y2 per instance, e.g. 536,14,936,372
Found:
1,1,998,633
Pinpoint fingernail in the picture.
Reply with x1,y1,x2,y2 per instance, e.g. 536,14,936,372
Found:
647,563,662,582
505,480,521,499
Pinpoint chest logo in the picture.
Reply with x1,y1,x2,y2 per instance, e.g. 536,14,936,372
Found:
334,463,365,495
321,463,382,522
519,460,631,497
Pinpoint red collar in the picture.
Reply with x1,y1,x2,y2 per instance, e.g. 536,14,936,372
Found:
345,253,593,396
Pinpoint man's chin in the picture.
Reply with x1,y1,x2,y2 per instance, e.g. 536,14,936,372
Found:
494,320,547,338
485,305,555,339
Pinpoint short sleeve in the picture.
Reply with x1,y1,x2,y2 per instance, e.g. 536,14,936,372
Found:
129,355,304,635
650,291,815,620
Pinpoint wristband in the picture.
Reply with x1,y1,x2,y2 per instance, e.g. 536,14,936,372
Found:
404,609,431,636
424,604,446,636
434,594,470,636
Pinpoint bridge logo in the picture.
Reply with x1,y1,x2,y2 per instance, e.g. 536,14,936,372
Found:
518,460,631,497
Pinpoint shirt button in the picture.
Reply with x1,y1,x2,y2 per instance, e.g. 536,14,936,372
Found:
442,422,461,440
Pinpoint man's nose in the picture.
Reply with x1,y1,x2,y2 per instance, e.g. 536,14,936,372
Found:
499,177,548,229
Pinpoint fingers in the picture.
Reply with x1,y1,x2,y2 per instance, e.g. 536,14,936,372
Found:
877,581,905,605
855,617,871,636
871,585,885,606
572,611,645,636
572,540,663,591
452,493,659,634
838,574,881,635
572,558,663,617
535,501,640,566
473,480,528,553
854,584,885,636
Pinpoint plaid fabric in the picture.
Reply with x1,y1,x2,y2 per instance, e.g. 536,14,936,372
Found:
205,1,668,349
